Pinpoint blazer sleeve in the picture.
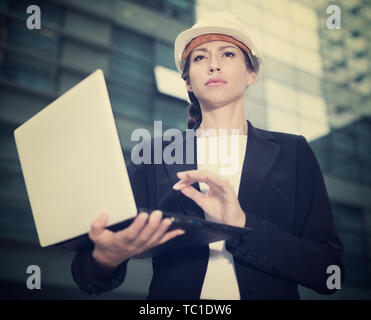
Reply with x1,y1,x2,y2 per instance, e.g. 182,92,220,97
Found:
70,157,149,296
226,135,345,295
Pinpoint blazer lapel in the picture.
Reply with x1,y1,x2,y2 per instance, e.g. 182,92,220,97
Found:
163,120,280,220
238,120,280,215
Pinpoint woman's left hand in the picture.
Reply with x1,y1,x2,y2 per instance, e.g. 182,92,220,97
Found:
172,170,246,228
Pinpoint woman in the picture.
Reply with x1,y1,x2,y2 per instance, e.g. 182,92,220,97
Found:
71,12,344,299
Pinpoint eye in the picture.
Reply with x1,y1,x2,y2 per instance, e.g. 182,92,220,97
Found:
223,51,235,57
193,55,205,62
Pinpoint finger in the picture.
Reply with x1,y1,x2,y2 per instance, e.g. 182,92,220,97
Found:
135,210,163,244
172,180,192,190
178,185,206,207
158,229,185,245
178,169,224,183
173,177,223,198
176,170,227,191
116,212,149,242
147,217,174,245
89,212,109,242
173,176,216,190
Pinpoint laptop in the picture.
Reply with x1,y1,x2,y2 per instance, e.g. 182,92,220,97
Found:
14,69,253,258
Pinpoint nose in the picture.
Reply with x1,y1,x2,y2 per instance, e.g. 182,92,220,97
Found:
208,55,221,73
208,66,221,73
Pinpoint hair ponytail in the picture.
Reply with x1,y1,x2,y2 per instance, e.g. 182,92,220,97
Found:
187,91,202,129
181,56,202,129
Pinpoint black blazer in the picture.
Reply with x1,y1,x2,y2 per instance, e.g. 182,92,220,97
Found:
71,120,344,299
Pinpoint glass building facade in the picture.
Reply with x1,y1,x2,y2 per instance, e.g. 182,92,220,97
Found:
0,0,370,299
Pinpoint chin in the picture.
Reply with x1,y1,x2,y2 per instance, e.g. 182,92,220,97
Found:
200,94,239,109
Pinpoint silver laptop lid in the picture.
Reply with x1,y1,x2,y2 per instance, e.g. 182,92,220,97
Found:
14,69,138,247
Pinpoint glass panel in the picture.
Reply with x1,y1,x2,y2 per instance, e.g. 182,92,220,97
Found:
330,203,371,286
343,253,371,286
0,159,28,200
195,0,228,15
354,119,371,147
9,0,64,28
309,135,329,170
292,25,320,51
0,203,37,240
290,1,318,29
334,203,364,232
2,52,56,91
64,11,111,46
293,47,322,76
125,0,194,23
111,28,153,64
263,58,295,87
267,106,298,135
108,83,152,122
297,91,328,121
260,0,292,18
358,139,371,164
110,54,153,89
330,129,356,155
261,33,294,66
235,2,263,28
153,95,188,130
0,129,18,159
110,27,154,92
359,162,371,186
327,151,359,181
265,79,297,113
296,72,322,96
110,27,155,124
263,11,291,40
247,76,265,102
299,117,329,142
62,41,109,73
154,41,176,71
341,233,366,256
245,97,266,130
7,21,59,57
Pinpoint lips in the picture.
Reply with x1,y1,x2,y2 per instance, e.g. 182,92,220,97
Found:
205,78,227,86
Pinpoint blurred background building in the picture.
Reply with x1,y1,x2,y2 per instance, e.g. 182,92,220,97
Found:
0,0,370,299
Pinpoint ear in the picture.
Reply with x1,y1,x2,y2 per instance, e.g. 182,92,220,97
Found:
245,71,256,88
185,79,193,92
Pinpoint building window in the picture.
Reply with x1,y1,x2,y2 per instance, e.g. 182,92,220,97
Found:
125,0,195,24
109,27,154,121
0,0,63,91
332,202,371,288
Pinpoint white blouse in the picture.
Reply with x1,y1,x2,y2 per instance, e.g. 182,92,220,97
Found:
197,134,248,300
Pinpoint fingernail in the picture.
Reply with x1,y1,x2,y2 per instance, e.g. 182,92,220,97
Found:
164,217,174,225
140,212,149,219
151,210,163,217
173,180,185,190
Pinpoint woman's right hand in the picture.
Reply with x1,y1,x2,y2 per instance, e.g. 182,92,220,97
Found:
89,210,185,270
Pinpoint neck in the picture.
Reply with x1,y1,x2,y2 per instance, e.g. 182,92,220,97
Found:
198,98,248,136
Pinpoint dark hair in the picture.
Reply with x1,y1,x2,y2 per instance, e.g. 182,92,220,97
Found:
182,48,255,129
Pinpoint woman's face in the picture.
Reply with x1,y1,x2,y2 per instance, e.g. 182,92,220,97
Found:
186,40,255,109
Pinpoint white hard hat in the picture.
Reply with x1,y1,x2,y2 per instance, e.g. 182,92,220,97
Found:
174,11,264,80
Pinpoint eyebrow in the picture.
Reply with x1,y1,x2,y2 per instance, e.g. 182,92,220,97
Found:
191,45,238,55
